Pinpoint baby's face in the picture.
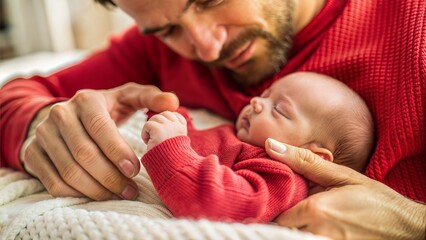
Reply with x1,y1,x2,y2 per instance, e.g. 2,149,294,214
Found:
235,74,326,147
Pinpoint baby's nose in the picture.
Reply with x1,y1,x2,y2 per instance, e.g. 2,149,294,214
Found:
250,97,263,113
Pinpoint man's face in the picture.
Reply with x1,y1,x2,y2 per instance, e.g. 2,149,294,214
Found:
114,0,294,85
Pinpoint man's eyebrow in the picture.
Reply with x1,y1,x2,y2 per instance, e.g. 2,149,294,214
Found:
183,0,196,11
142,0,196,35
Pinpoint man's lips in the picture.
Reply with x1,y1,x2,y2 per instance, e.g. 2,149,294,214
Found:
224,40,255,70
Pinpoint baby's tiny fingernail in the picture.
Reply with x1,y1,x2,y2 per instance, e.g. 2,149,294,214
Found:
268,138,287,153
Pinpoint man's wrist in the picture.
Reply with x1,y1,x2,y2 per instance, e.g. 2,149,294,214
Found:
405,199,426,240
390,194,426,240
375,181,425,240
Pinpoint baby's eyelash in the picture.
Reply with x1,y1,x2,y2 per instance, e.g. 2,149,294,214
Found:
273,104,280,113
273,104,289,119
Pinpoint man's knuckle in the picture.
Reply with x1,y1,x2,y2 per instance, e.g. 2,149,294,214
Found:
49,104,68,124
25,141,37,157
143,85,159,92
293,150,306,171
104,142,125,161
34,124,46,138
34,125,49,145
121,82,140,89
91,190,110,201
302,149,316,163
44,178,65,197
88,114,109,136
23,143,40,169
73,144,96,163
295,148,317,169
60,163,82,184
101,172,123,189
74,90,94,104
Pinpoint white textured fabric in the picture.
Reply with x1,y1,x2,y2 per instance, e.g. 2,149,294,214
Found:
0,110,326,240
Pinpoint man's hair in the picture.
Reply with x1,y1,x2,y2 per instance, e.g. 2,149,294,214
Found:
94,0,116,7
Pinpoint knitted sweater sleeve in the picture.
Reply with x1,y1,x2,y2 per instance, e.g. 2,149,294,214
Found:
141,136,308,223
0,26,159,170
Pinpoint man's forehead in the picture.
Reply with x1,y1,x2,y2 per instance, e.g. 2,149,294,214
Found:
120,0,192,29
145,0,189,8
127,0,190,16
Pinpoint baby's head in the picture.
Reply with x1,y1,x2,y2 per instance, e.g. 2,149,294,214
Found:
236,72,375,172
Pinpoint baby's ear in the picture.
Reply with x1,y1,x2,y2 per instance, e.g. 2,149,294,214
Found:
303,143,334,162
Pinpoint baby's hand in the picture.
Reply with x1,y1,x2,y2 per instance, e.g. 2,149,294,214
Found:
142,111,187,151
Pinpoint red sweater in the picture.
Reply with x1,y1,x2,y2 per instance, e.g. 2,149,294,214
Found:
1,0,425,201
142,109,307,223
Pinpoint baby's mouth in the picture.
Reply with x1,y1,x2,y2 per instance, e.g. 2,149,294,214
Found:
241,115,250,130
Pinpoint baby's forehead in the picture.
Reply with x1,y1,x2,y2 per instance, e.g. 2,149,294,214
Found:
270,74,309,90
271,74,342,107
272,73,337,92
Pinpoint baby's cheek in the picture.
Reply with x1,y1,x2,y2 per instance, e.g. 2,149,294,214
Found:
253,130,273,147
236,129,246,142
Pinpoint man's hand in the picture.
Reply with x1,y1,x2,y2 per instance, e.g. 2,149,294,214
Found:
142,111,187,151
265,138,426,240
22,83,179,201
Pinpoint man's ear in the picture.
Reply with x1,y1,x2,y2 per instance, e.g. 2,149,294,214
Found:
303,142,334,162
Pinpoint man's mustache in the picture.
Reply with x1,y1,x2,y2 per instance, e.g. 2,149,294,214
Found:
205,27,282,67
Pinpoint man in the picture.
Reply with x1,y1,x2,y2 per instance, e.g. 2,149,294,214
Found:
1,0,425,239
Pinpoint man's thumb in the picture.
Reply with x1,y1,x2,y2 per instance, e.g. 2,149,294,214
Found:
148,92,180,113
265,138,362,187
113,84,179,112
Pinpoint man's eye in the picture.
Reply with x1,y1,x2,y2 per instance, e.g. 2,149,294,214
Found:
205,0,224,7
196,0,224,11
160,26,177,38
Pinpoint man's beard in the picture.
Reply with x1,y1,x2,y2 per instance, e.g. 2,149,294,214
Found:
206,28,293,86
204,1,294,86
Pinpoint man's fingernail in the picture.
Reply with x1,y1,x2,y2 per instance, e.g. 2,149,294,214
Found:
268,138,287,153
119,159,135,177
112,194,121,200
121,184,138,200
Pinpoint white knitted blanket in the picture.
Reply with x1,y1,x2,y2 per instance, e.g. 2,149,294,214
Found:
0,109,326,240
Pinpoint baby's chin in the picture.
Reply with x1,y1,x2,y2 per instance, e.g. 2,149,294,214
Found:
236,129,250,143
236,128,245,141
236,131,264,148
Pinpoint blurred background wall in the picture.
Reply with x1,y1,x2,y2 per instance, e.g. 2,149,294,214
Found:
0,0,134,59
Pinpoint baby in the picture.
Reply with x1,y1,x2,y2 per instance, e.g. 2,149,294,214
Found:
141,72,375,223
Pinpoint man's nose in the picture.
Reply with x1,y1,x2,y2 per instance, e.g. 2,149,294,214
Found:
180,13,226,62
250,97,263,113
